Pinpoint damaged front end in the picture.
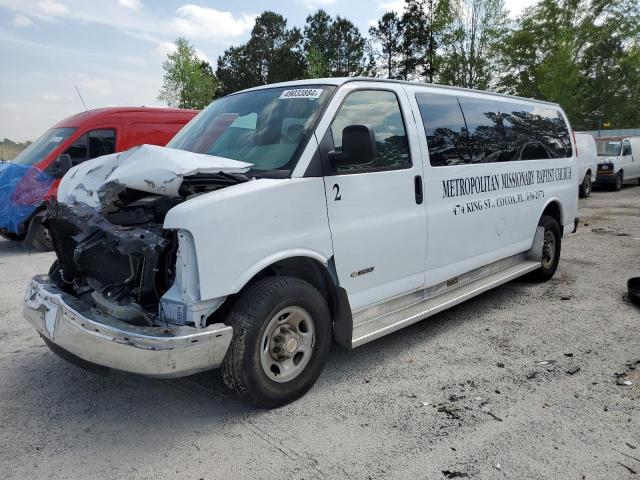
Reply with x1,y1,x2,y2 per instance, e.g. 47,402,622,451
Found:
23,144,252,377
47,198,178,327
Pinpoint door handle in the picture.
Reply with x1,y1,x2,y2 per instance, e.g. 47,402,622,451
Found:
414,175,423,205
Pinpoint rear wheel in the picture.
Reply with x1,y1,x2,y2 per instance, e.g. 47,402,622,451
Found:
528,215,561,282
222,276,332,408
579,173,591,198
613,171,623,191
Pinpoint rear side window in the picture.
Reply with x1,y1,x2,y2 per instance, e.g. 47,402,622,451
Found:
331,90,411,173
417,93,573,166
415,93,468,166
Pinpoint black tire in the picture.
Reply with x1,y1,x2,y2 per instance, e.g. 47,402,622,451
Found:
26,213,53,251
0,231,25,241
578,173,591,198
222,276,331,408
613,171,623,191
528,215,562,282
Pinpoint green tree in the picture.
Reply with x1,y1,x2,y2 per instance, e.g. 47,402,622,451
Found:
369,12,404,79
400,0,455,82
158,37,219,109
216,12,305,95
497,0,640,129
303,10,374,77
439,0,509,89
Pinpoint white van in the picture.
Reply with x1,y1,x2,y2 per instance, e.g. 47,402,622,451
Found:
23,78,578,407
574,132,597,197
594,136,640,190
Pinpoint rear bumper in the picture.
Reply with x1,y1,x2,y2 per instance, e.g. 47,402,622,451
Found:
23,275,233,378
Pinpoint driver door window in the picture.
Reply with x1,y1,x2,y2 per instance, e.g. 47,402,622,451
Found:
622,141,632,156
330,90,411,173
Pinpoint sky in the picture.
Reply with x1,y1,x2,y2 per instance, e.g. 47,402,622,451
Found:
0,0,536,142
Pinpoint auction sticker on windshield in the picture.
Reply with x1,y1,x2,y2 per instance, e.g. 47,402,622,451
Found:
279,88,323,100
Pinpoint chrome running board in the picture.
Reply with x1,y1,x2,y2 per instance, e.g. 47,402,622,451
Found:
351,254,541,348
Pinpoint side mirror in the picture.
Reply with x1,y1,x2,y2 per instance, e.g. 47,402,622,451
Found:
328,125,377,170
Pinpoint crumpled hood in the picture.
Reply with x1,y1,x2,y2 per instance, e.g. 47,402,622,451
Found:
57,144,252,207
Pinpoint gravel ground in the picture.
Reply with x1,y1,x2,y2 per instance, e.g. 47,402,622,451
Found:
1,185,639,480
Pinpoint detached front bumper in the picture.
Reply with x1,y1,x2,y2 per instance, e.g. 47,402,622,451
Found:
23,275,233,378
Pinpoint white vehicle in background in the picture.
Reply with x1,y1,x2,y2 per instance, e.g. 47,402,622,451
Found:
595,136,640,190
23,78,579,407
574,132,597,197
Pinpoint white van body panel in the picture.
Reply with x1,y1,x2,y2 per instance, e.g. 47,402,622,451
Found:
575,133,597,183
313,81,428,310
403,84,577,289
163,177,334,301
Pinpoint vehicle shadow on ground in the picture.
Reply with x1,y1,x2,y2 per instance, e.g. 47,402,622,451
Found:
9,279,516,434
0,238,50,258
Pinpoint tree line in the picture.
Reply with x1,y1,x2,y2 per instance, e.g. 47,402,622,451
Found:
0,138,32,161
158,0,640,130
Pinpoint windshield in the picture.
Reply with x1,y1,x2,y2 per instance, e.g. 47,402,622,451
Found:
12,127,76,166
167,85,335,171
596,140,621,157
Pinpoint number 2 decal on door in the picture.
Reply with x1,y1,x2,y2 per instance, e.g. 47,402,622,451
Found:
333,183,342,201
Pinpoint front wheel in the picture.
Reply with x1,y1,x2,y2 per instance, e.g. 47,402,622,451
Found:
222,276,332,408
26,212,53,251
528,215,561,282
579,173,592,198
613,171,623,191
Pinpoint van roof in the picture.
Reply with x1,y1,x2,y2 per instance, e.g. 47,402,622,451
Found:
239,77,561,108
53,106,199,128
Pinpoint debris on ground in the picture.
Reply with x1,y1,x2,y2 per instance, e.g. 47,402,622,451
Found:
484,411,503,422
561,295,572,300
627,443,637,450
615,372,633,386
617,462,637,475
526,371,538,380
564,353,574,357
442,470,469,478
566,366,581,375
438,405,461,420
496,362,505,368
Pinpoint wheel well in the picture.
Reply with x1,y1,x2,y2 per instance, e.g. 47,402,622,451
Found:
542,201,563,235
225,256,352,346
262,257,337,307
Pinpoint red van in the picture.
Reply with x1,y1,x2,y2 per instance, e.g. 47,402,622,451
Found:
1,107,197,249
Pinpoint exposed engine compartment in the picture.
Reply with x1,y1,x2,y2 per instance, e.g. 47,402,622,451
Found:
47,171,250,327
